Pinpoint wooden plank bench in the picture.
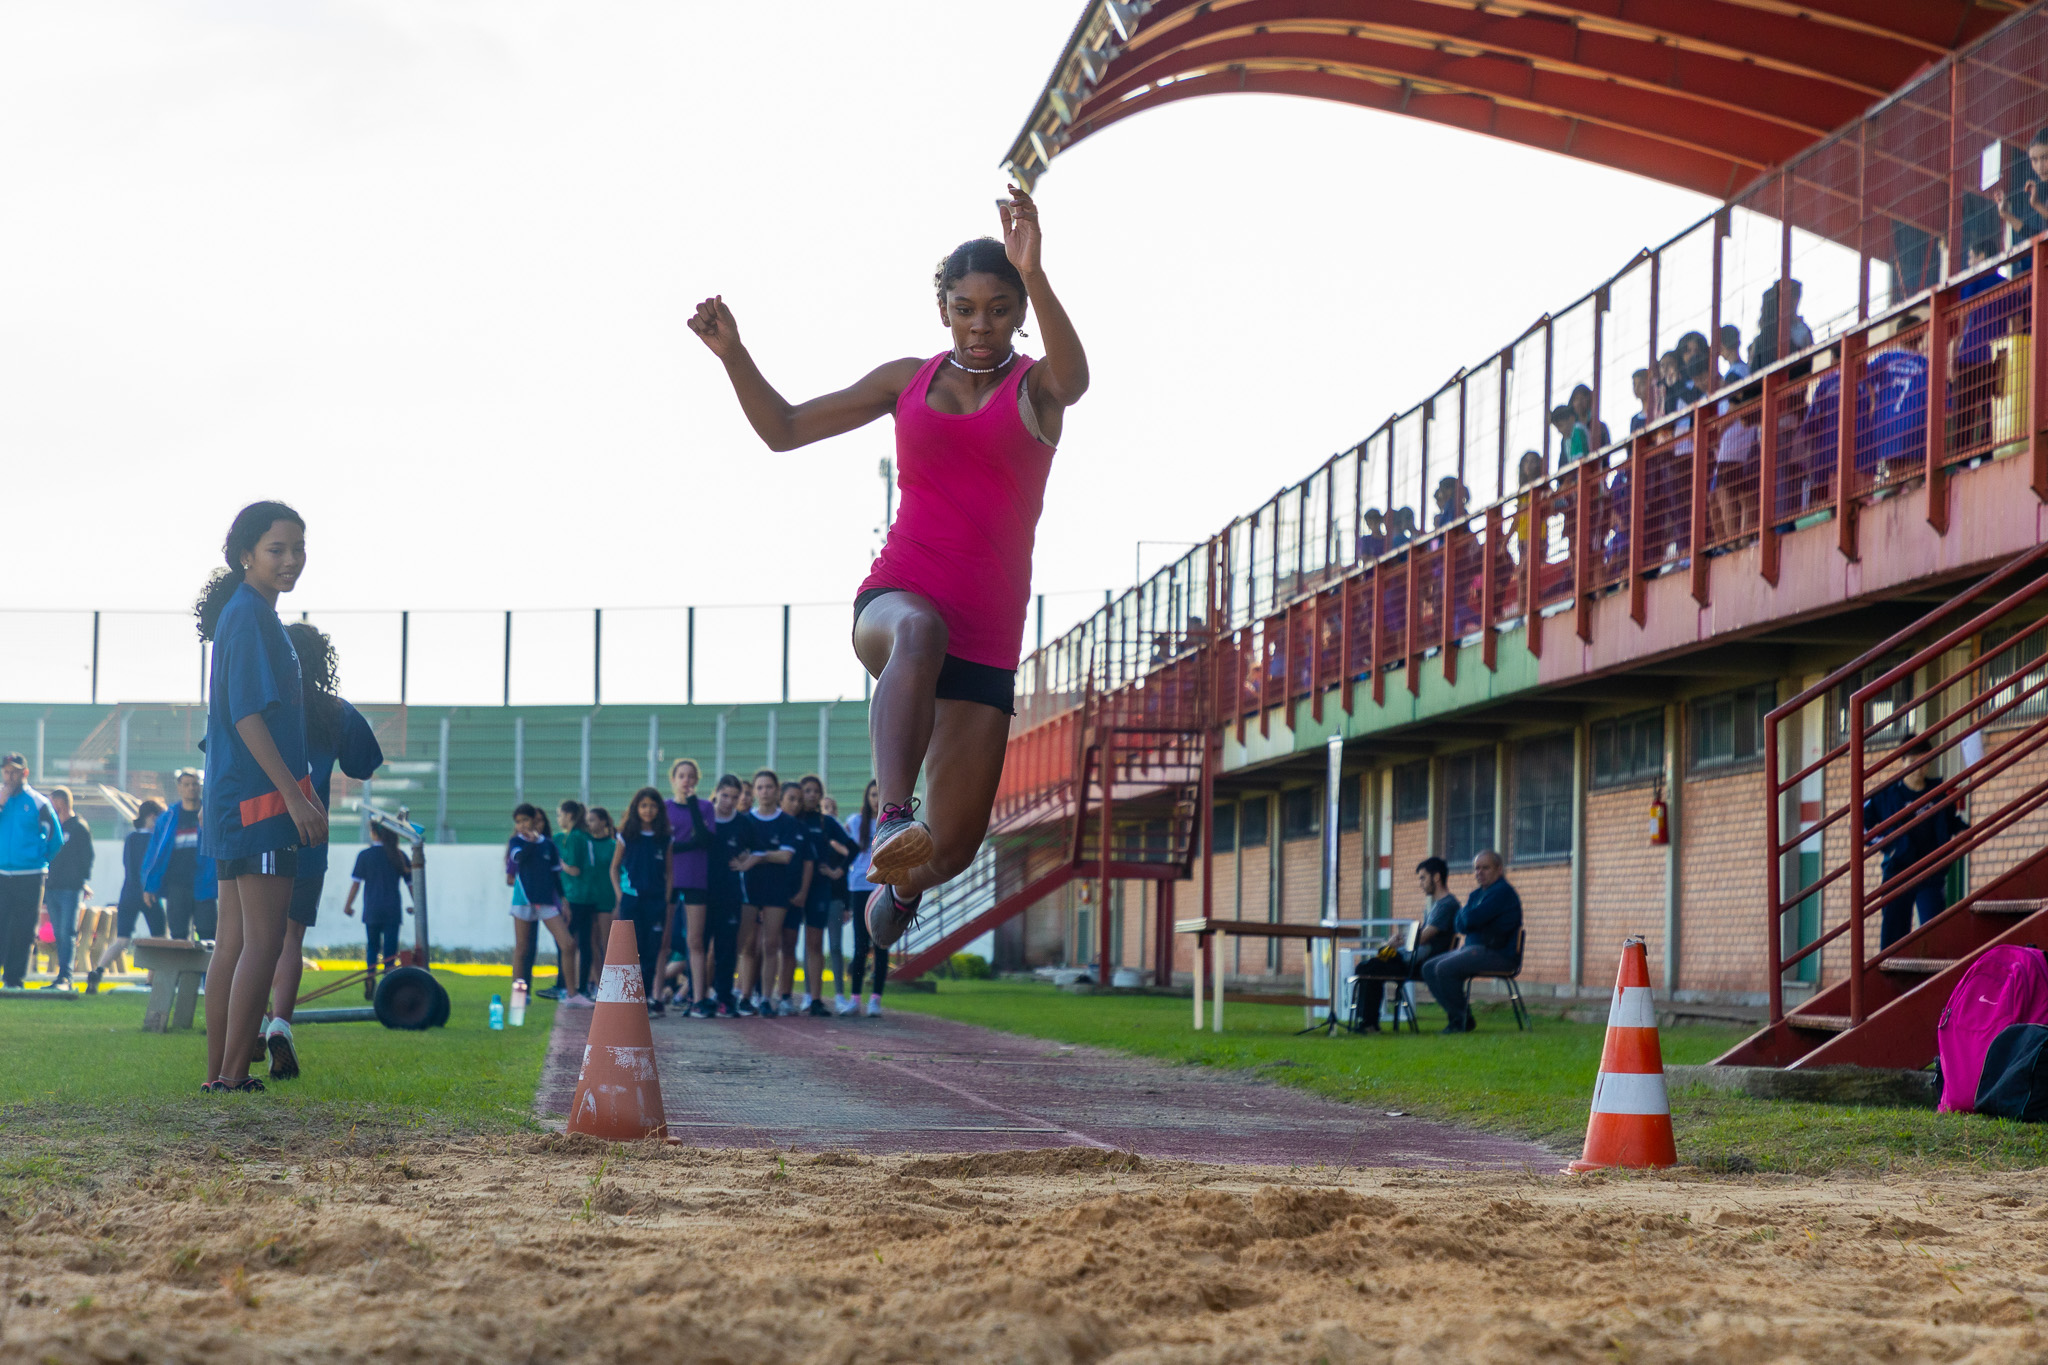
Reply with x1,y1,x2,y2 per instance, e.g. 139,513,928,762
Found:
1174,917,1338,1033
130,938,212,1033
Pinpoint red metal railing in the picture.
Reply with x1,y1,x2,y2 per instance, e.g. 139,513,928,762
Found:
1763,539,2048,1026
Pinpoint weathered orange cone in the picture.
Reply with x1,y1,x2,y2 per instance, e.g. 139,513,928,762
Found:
1568,936,1677,1173
567,920,673,1142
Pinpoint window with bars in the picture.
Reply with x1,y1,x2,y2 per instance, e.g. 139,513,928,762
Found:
1239,796,1269,848
1695,685,1777,770
1393,761,1429,822
1982,624,2048,725
1591,710,1665,788
1442,748,1497,866
1281,786,1320,840
1512,733,1574,861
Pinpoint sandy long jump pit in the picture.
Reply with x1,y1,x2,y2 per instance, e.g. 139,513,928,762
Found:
4,1010,2047,1362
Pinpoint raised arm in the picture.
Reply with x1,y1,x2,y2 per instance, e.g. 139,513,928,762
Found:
687,298,920,452
1001,186,1089,422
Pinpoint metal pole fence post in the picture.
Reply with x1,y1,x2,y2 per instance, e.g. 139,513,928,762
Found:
360,778,373,843
817,703,833,791
35,718,45,785
580,713,592,808
399,611,410,706
503,611,512,707
766,709,778,773
686,606,695,705
435,715,451,843
513,716,525,804
647,712,659,789
593,609,603,707
90,611,100,706
116,710,129,792
715,707,730,779
781,604,791,704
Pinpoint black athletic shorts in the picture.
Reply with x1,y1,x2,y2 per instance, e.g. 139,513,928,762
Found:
289,872,324,927
116,897,165,940
853,587,1017,715
218,846,299,880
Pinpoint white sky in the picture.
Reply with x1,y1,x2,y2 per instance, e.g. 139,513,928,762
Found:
0,1,1713,703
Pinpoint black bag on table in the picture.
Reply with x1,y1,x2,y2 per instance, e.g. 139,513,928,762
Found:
1974,1022,2048,1123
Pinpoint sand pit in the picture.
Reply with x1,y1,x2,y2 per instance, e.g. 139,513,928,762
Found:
4,1134,2047,1363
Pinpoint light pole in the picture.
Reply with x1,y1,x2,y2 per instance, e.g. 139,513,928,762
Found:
878,457,895,544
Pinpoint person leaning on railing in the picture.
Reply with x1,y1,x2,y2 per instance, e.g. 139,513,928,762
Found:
1420,850,1522,1034
1863,733,1968,951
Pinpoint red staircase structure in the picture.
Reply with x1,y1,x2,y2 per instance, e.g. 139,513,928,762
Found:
892,648,1213,983
1716,542,2048,1071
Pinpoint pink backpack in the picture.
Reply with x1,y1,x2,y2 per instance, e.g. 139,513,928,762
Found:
1937,945,2048,1113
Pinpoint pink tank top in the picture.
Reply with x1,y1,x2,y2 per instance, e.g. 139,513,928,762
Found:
860,352,1054,670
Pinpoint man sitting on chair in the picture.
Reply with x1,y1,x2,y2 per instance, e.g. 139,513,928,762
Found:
1355,856,1459,1032
1421,849,1523,1033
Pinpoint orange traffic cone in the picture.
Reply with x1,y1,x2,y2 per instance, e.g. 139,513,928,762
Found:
566,920,674,1142
1568,936,1677,1173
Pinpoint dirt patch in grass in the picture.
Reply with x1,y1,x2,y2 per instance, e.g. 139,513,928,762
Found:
4,1134,2048,1362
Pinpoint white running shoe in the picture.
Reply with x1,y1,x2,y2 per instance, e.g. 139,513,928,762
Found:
265,1016,300,1081
833,994,855,1016
865,995,883,1018
777,996,796,1017
797,992,813,1012
563,992,594,1008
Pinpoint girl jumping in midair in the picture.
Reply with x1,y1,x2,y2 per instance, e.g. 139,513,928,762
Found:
689,186,1088,946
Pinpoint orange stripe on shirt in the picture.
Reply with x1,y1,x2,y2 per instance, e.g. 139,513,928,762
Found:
239,775,314,829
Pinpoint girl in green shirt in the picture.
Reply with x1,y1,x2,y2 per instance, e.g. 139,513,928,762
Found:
581,806,620,988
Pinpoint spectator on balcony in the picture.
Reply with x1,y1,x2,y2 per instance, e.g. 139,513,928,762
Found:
1676,331,1712,391
1657,351,1700,413
1354,857,1459,1032
1864,734,1968,951
1432,476,1468,529
1628,369,1653,433
1420,849,1521,1033
1716,325,1750,390
1516,450,1546,489
1955,240,2025,453
1710,413,1761,544
1749,280,1813,371
1550,405,1588,464
1995,127,2048,241
1388,506,1417,549
1357,507,1389,559
1569,384,1612,450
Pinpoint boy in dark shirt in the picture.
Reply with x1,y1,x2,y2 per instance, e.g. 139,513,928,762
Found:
796,774,853,1016
1356,857,1459,1032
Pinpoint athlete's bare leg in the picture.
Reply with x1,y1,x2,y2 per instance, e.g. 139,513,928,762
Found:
270,918,308,1022
892,699,1011,899
853,590,948,804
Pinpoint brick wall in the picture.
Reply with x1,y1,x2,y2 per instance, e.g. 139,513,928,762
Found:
1678,764,1771,995
1233,842,1270,979
1390,819,1430,895
1510,858,1572,987
1276,833,1321,976
1581,784,1666,990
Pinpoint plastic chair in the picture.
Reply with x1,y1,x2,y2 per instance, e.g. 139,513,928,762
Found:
1466,928,1530,1031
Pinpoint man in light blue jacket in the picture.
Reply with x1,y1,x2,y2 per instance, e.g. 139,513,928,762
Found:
0,752,65,987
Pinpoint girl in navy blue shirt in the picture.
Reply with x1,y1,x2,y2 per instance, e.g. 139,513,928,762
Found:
736,769,802,1015
506,804,584,1004
344,827,413,972
195,501,323,1095
609,788,672,1013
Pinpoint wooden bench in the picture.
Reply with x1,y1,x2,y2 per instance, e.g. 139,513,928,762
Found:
130,938,212,1033
1174,917,1341,1032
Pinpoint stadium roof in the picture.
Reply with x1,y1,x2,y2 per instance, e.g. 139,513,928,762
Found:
1004,0,2030,199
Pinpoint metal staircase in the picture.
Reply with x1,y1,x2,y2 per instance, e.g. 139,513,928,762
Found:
893,656,1213,982
1716,543,2048,1071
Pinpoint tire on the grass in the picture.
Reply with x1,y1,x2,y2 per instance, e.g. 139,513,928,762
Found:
373,966,446,1031
424,978,451,1029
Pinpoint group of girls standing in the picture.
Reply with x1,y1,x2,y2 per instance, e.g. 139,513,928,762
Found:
510,761,890,1020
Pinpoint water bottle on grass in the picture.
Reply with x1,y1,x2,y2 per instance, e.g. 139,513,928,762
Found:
510,979,528,1027
489,993,505,1030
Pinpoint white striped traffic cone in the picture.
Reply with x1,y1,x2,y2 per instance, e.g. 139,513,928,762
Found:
567,920,672,1142
1567,936,1677,1172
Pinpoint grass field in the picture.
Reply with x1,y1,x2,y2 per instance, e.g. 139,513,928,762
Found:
0,970,552,1195
889,980,2048,1173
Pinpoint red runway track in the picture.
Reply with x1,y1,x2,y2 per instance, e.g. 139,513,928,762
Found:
536,1002,1555,1168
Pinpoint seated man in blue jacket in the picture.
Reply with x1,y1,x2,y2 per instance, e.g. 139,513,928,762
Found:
1421,849,1523,1033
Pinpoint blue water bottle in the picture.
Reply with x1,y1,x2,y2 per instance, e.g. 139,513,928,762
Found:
489,993,505,1030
